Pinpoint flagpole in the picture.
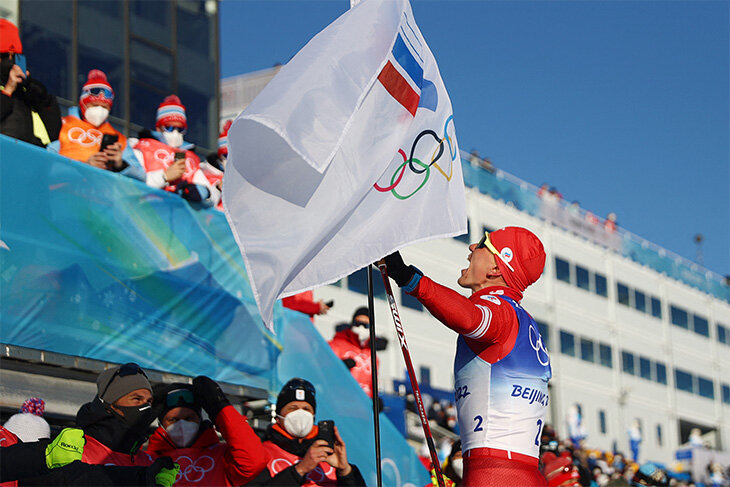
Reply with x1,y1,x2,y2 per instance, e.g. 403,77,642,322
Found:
366,264,383,487
377,261,446,487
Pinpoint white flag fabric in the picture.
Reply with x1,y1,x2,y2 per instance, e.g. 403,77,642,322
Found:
223,0,466,329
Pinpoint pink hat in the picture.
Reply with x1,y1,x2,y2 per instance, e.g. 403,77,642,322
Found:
217,120,232,157
156,95,187,129
488,227,546,293
79,69,114,117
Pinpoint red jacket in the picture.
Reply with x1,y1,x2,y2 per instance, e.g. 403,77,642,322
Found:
145,405,266,486
0,427,19,487
282,291,320,320
328,329,377,397
82,435,156,466
263,424,338,487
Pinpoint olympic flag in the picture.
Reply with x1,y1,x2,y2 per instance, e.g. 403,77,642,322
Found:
223,0,466,329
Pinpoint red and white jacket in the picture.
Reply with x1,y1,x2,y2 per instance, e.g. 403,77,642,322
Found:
328,329,378,398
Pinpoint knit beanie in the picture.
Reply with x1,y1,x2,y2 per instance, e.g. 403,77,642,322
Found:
154,383,202,422
96,363,151,404
79,69,114,117
276,378,316,414
0,19,22,54
3,398,50,442
156,95,187,129
488,226,546,293
351,307,370,325
217,120,232,157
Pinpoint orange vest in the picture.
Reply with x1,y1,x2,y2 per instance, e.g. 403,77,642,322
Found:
58,115,127,163
134,137,200,193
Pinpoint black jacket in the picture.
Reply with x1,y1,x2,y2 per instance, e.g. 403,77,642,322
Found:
75,398,152,458
0,76,61,147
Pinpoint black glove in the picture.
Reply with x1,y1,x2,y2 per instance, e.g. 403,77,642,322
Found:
192,375,230,422
145,457,180,487
206,152,224,171
342,358,356,369
383,252,415,287
176,182,210,203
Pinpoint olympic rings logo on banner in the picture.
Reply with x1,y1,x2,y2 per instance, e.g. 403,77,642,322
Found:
175,455,215,482
529,324,550,366
67,127,102,147
374,114,457,200
154,149,174,165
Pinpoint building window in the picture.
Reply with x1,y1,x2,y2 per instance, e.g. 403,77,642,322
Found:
401,291,423,311
656,424,663,447
599,410,607,434
536,321,550,350
655,362,667,385
639,357,652,380
617,283,630,306
555,257,571,283
622,351,635,375
698,377,714,399
347,267,386,300
692,315,709,337
599,343,612,368
634,290,646,312
722,385,730,404
594,273,607,297
670,305,689,329
453,219,471,244
675,369,693,393
560,331,575,357
650,297,662,319
718,324,728,345
580,338,595,363
576,266,590,291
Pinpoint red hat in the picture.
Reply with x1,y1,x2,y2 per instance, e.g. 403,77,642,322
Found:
0,19,22,54
488,226,546,293
156,95,187,129
542,453,581,487
79,69,114,117
217,120,232,157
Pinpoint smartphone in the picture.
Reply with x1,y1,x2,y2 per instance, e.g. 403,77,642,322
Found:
324,300,334,307
174,151,186,162
100,133,118,152
14,54,26,73
317,420,335,449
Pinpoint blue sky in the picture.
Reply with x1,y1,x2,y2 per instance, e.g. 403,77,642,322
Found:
220,0,729,278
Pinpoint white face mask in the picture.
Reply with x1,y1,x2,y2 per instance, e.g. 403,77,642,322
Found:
84,106,109,127
280,409,314,438
165,419,199,448
162,130,184,148
451,458,463,479
352,325,370,346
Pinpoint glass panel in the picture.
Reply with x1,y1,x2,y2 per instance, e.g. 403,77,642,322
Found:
722,385,730,404
453,219,470,243
670,305,689,329
718,324,728,345
621,351,634,375
639,357,652,380
19,0,74,100
130,40,173,92
594,273,607,297
129,82,168,131
575,266,590,290
656,425,663,447
698,377,714,399
346,267,385,300
692,315,709,337
130,0,172,48
634,290,646,312
599,343,612,368
651,297,662,319
177,0,212,56
599,410,606,434
674,369,693,393
401,291,423,311
560,331,575,357
536,321,550,349
617,283,630,306
580,338,594,363
655,362,667,385
176,85,210,148
555,258,570,283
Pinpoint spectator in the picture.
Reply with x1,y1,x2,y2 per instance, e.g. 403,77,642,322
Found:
282,291,331,321
383,227,550,485
250,377,366,486
47,69,145,181
629,463,669,487
146,378,266,486
201,119,231,211
0,19,60,147
328,307,387,398
2,398,50,444
428,440,463,487
628,420,641,462
132,95,220,207
604,212,617,233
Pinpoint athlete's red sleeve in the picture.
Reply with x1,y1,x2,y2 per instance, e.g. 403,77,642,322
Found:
282,292,320,317
215,405,267,484
410,276,516,348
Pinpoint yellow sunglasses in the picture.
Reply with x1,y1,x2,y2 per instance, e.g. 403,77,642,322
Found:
476,231,515,273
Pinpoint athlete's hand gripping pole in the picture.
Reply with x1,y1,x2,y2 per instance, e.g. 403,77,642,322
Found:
377,260,446,487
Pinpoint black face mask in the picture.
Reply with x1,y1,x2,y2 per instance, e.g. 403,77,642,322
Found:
112,402,155,434
0,57,14,86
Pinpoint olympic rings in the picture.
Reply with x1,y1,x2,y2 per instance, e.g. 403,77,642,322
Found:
67,127,102,147
529,324,550,366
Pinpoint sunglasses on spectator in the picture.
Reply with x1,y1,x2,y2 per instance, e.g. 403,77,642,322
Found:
476,231,515,273
161,126,186,134
352,320,370,328
165,388,195,408
83,87,114,99
99,363,147,403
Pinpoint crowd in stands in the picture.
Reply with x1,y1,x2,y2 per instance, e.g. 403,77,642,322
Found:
1,365,366,486
0,19,229,212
